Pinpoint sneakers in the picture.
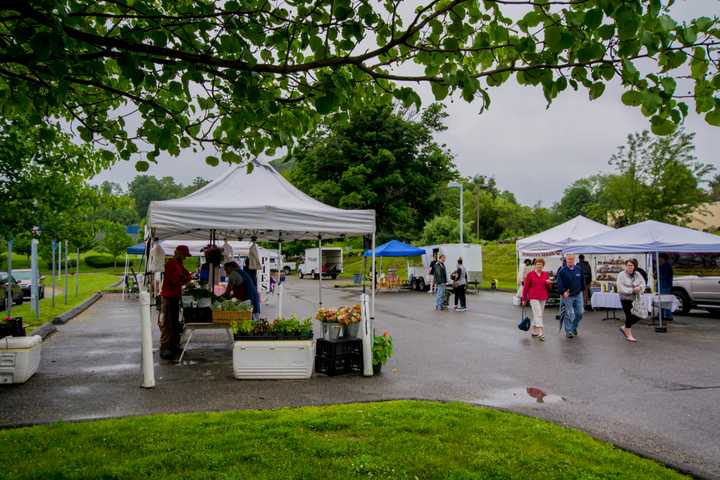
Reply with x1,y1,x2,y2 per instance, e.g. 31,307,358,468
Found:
456,307,466,312
566,332,575,339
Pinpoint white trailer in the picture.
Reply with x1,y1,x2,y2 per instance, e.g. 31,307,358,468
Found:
408,243,483,291
299,248,343,280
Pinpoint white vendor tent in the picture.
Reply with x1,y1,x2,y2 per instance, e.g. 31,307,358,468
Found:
563,220,720,254
139,159,377,384
564,220,720,332
516,215,614,255
148,161,375,241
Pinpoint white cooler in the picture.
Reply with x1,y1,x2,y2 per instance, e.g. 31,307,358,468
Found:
0,335,42,384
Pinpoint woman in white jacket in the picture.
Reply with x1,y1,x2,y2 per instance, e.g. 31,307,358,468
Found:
616,259,645,343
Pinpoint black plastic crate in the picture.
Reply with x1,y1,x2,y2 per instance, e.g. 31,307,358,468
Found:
315,353,363,376
316,338,362,358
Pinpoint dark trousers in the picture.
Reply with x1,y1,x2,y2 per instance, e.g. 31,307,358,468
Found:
246,269,257,286
454,285,467,309
160,297,182,353
620,299,640,329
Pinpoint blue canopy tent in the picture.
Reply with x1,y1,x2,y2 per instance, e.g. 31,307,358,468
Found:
127,243,146,255
363,240,425,289
123,243,147,298
363,239,425,257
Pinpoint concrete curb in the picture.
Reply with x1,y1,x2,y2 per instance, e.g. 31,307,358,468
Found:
30,323,57,340
52,292,103,325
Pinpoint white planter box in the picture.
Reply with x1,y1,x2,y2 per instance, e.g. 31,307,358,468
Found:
0,335,42,384
233,339,315,379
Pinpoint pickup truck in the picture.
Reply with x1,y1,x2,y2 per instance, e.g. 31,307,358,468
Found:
672,275,720,315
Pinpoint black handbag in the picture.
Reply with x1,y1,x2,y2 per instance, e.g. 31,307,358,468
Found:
518,306,531,331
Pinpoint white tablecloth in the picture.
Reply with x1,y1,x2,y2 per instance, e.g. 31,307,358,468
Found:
590,293,678,312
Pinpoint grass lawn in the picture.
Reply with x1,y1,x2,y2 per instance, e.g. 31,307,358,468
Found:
1,251,138,276
7,273,120,331
481,242,517,290
0,401,683,480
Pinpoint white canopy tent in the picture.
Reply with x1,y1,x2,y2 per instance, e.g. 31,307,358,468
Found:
563,220,720,254
148,161,375,241
140,160,377,383
564,220,720,332
516,215,614,256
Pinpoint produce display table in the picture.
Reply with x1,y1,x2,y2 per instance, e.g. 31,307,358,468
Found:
591,293,678,321
179,323,233,363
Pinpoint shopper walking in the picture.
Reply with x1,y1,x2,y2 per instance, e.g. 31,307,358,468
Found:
160,245,192,360
578,254,592,310
556,254,586,338
522,258,552,340
617,259,646,343
433,254,448,311
658,253,674,321
452,258,468,312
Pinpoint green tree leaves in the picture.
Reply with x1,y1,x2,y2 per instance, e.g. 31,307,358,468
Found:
0,0,717,169
287,103,457,240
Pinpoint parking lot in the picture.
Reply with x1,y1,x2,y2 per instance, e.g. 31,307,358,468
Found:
1,278,719,478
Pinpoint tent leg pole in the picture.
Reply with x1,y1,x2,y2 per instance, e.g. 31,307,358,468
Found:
5,239,12,317
278,239,283,319
318,237,322,307
371,233,376,321
139,290,156,388
655,251,666,333
122,254,128,300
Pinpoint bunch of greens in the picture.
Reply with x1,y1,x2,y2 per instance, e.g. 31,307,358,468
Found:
213,299,252,312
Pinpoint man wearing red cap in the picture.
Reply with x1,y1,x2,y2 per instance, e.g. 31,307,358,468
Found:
160,245,192,360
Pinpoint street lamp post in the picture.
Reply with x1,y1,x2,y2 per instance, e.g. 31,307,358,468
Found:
448,181,464,244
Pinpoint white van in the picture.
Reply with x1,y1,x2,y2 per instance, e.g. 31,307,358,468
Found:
299,248,343,279
408,244,483,291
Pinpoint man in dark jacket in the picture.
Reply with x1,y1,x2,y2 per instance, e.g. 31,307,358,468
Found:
578,254,593,310
432,254,448,311
658,253,674,320
556,254,586,338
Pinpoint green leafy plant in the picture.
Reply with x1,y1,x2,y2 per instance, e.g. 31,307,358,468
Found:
373,332,394,367
213,299,252,312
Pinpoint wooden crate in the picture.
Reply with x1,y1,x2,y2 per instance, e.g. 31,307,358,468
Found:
212,310,251,324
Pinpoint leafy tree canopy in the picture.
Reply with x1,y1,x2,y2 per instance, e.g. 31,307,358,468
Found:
420,215,476,245
286,102,457,241
0,118,111,248
128,175,210,218
555,129,713,226
1,1,719,170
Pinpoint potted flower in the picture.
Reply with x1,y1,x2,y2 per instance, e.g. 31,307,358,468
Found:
315,307,342,340
203,245,224,266
337,304,362,338
372,331,393,375
231,316,315,379
1,316,25,338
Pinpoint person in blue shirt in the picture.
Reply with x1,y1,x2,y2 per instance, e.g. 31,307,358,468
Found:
556,254,586,338
223,261,261,320
658,253,674,320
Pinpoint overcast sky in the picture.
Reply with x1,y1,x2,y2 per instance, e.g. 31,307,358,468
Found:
91,0,720,206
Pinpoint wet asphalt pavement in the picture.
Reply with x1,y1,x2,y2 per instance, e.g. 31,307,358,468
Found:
1,278,719,478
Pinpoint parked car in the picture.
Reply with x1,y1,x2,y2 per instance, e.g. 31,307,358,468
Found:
672,275,720,315
0,272,24,309
12,269,45,299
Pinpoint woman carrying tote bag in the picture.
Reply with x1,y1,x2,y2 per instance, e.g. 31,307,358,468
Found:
522,258,552,341
616,259,646,343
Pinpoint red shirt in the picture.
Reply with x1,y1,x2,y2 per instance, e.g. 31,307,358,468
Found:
522,270,550,301
161,258,192,298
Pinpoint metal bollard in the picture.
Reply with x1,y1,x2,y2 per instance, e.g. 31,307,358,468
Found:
139,291,156,388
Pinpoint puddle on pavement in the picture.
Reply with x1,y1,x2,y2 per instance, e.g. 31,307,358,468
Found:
84,348,140,356
80,363,139,373
477,387,566,408
62,385,92,395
